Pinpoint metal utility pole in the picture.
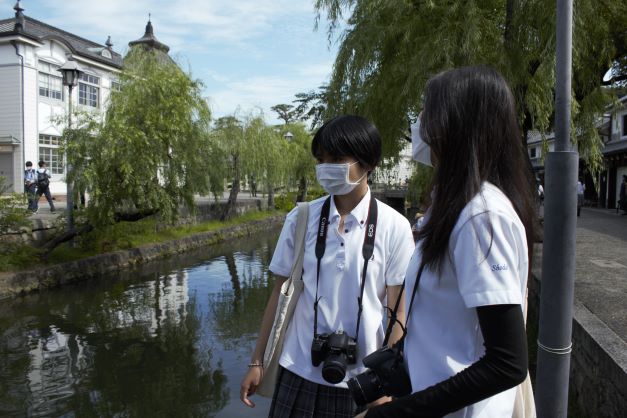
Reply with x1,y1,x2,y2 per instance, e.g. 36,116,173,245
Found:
535,0,578,416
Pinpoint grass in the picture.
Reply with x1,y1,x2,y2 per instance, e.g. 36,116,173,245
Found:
0,210,283,272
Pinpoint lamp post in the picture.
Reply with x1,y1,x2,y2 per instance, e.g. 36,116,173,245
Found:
283,131,294,141
58,58,84,234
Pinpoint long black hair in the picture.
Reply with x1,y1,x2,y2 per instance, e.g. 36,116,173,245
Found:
416,66,536,271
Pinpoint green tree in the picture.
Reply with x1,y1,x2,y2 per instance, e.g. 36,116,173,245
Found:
270,104,299,124
251,122,291,208
285,123,316,202
293,85,331,130
78,49,213,226
314,0,627,170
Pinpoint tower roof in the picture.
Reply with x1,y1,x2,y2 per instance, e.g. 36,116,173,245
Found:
128,17,170,53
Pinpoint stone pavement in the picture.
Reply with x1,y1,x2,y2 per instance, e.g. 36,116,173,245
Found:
568,207,627,343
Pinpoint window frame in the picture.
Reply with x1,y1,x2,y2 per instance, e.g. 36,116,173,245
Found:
78,72,101,108
37,61,64,101
38,134,64,175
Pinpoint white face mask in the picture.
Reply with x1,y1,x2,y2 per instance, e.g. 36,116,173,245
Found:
411,118,432,167
315,162,367,196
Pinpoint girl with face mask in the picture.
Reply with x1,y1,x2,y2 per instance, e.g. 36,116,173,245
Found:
240,115,415,417
360,67,537,418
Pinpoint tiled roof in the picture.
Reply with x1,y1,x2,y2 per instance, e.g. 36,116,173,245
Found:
0,15,122,68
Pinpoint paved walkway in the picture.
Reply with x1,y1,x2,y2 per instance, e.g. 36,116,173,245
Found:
568,207,627,343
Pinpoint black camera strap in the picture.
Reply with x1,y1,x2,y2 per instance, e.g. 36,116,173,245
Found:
313,195,378,344
382,262,425,347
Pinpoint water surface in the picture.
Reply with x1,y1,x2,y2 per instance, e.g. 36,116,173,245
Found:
0,229,281,417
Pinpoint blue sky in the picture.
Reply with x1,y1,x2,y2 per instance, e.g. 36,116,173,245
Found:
3,0,340,125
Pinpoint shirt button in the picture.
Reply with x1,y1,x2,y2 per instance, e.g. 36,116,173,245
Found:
360,220,364,224
344,229,349,233
340,243,344,246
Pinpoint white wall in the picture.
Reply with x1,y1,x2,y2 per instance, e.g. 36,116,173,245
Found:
0,44,23,192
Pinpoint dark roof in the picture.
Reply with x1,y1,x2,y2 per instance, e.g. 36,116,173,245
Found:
0,15,123,68
128,20,169,53
603,140,627,156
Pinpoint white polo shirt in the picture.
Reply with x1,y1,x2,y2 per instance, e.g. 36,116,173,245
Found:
269,189,414,387
404,182,528,417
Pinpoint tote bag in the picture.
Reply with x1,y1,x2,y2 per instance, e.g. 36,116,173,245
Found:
256,202,309,397
513,288,537,418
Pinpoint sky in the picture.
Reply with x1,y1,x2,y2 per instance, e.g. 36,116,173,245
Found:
2,0,340,125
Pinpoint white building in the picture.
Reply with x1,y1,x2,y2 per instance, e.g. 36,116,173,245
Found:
526,95,627,209
0,2,169,196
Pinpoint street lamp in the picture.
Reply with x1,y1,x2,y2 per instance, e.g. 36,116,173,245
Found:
57,57,84,234
283,131,294,141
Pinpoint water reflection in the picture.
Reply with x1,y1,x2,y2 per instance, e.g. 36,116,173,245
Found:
0,228,280,417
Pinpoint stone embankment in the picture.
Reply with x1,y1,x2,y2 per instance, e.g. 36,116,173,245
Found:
0,213,284,300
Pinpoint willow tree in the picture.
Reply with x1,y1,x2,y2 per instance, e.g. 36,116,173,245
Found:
284,123,316,202
314,0,627,169
77,49,212,226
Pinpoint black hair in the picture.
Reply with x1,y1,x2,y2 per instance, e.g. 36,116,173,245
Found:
417,65,536,271
38,160,45,167
25,161,32,167
311,115,382,171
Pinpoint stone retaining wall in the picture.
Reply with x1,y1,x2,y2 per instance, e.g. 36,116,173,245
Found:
528,270,627,417
0,214,284,300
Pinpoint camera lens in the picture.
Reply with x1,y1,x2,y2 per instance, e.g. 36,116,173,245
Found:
321,354,347,384
347,370,383,406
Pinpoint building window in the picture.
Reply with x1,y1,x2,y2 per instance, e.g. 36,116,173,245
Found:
111,81,122,91
623,114,627,137
38,61,63,100
529,147,537,159
38,134,63,175
79,73,100,107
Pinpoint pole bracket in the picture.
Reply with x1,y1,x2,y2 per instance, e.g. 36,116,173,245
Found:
537,340,572,355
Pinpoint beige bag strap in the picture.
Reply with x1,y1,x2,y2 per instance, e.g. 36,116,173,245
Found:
289,202,309,280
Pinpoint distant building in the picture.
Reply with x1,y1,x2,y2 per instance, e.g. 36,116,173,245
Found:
526,95,627,209
0,1,169,194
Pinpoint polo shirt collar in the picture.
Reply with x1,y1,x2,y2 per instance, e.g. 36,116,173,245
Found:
329,188,372,229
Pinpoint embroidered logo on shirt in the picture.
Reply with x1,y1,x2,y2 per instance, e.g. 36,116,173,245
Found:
491,264,509,271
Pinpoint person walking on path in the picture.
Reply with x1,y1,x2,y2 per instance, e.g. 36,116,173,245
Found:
36,160,55,213
24,161,38,213
240,115,414,417
577,178,585,217
620,175,627,215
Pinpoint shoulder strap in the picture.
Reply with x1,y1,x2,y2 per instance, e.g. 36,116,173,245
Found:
289,202,309,280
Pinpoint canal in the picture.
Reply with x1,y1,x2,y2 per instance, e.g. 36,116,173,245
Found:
0,228,282,417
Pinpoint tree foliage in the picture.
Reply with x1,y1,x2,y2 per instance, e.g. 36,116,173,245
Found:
270,104,299,125
314,0,627,170
69,49,212,226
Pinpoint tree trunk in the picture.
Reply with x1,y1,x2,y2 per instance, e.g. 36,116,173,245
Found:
296,176,308,202
221,156,240,221
225,253,241,310
267,181,275,209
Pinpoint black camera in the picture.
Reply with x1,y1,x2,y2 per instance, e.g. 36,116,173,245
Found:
311,330,357,384
347,343,412,406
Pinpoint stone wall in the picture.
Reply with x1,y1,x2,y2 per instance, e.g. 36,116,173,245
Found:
528,272,627,417
0,213,284,300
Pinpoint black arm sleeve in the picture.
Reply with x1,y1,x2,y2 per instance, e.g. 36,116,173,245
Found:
365,304,528,418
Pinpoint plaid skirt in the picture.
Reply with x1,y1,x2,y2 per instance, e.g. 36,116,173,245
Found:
268,367,359,418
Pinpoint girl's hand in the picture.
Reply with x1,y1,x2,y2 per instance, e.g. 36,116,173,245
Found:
240,366,263,408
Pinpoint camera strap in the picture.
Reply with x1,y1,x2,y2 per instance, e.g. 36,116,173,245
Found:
382,262,425,346
313,195,378,344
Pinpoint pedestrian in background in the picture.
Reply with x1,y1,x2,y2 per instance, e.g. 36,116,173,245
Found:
577,178,585,217
23,161,38,213
620,175,627,215
36,160,55,213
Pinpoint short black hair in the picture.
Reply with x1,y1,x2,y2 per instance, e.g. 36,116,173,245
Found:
25,161,32,167
38,160,45,167
311,115,382,170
